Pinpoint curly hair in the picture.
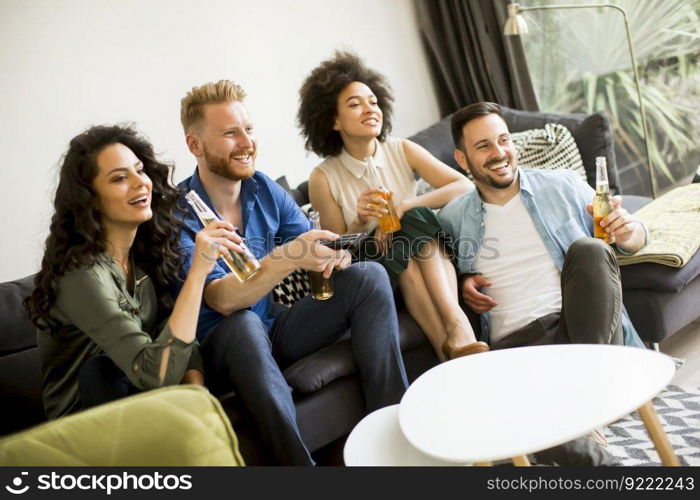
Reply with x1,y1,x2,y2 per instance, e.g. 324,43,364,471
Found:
297,50,394,158
25,124,183,331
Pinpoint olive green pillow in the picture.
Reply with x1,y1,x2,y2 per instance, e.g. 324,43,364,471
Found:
0,385,244,466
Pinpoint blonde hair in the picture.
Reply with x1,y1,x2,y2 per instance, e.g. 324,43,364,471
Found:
180,80,247,133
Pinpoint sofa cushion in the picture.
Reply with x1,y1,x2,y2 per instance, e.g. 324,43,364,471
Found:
0,275,37,355
0,347,44,436
283,308,427,394
623,273,700,342
271,269,311,307
275,175,306,207
621,247,700,293
397,307,431,350
572,112,619,192
283,338,354,394
624,195,653,214
511,123,587,181
295,181,310,207
499,107,620,194
407,117,459,171
0,385,244,466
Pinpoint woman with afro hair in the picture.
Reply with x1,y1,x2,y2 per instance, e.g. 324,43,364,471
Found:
298,51,487,361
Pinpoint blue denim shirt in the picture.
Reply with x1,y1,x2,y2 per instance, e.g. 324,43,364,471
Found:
177,168,311,339
438,168,644,347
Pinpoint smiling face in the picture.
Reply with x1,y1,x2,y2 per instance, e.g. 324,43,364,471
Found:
192,101,257,181
455,113,518,190
92,143,153,228
334,81,383,141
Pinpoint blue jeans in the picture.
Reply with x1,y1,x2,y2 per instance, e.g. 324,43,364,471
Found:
199,261,408,465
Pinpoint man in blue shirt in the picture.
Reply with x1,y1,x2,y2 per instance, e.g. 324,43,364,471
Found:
176,80,408,465
439,102,648,465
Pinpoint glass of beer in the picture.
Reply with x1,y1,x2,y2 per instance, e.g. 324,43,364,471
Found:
365,156,401,233
592,157,616,245
184,190,262,282
308,211,334,300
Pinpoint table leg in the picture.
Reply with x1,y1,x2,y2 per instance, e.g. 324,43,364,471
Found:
511,455,530,466
474,461,493,466
637,401,681,466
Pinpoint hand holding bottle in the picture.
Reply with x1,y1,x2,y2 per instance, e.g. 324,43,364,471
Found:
356,187,389,223
364,156,402,233
285,230,340,273
190,220,244,277
586,195,637,244
592,156,615,244
185,190,261,282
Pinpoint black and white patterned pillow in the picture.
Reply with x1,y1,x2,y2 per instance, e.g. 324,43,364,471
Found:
272,269,311,307
511,123,587,181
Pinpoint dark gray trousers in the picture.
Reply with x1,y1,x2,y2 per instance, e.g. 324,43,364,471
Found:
491,237,624,350
491,237,623,466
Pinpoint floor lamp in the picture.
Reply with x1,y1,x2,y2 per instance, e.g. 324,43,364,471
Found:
504,2,657,198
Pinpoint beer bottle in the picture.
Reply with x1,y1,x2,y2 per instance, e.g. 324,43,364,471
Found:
308,211,334,300
184,190,261,282
592,157,615,245
365,155,402,233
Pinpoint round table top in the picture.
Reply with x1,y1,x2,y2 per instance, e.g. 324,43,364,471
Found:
399,344,675,463
343,405,465,466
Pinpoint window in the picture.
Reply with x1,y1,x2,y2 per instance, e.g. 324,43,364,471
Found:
520,0,700,196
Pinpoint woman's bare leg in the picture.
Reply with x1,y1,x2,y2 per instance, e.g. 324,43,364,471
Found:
398,258,449,362
414,239,477,350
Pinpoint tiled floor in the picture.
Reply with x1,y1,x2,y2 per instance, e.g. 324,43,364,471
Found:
661,318,700,386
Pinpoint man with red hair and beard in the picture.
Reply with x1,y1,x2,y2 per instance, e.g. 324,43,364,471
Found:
176,80,407,465
439,102,648,465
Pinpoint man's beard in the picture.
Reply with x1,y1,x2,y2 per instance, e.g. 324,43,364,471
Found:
466,154,517,189
203,145,255,181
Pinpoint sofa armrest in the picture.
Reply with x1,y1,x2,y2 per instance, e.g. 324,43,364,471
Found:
624,195,653,214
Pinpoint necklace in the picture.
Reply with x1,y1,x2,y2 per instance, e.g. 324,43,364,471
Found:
116,254,131,278
116,253,136,294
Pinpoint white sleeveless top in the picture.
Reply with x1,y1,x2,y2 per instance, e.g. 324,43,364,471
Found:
315,137,417,229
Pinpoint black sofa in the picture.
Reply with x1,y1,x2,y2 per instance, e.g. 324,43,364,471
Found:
2,106,698,464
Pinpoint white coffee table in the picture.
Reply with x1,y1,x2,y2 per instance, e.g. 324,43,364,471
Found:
343,405,465,466
399,344,679,466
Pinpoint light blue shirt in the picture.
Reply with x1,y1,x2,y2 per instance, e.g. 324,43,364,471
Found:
438,168,644,347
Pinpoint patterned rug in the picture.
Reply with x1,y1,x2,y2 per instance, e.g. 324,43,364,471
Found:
606,385,700,466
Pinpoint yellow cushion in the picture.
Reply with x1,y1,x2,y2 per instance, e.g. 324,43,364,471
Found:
0,385,244,466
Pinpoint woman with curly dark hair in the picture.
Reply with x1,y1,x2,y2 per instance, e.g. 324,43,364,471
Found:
25,124,242,419
298,51,487,362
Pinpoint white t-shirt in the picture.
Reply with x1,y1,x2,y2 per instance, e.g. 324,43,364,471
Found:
475,195,562,343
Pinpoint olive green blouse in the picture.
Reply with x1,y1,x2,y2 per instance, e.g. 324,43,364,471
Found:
37,255,202,419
